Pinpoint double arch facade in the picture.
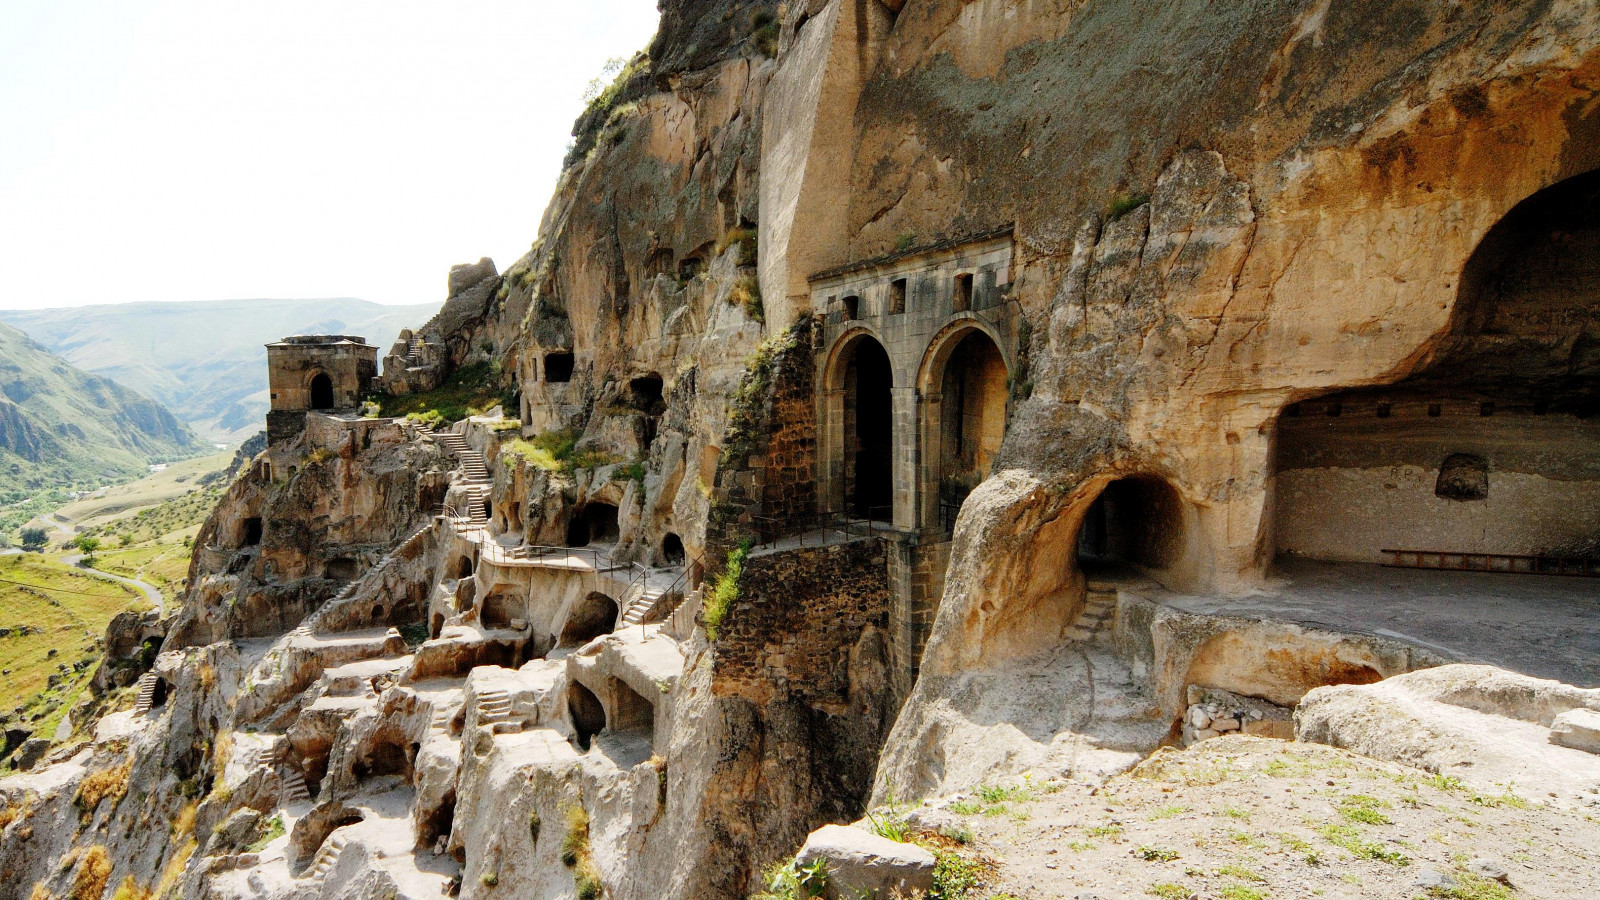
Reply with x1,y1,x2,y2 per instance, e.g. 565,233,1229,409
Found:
813,231,1021,534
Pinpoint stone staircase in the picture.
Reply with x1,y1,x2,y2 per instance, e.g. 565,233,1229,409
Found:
619,580,676,627
474,689,520,735
1063,585,1118,643
405,335,427,366
132,673,160,714
306,833,348,880
279,769,311,804
434,431,491,530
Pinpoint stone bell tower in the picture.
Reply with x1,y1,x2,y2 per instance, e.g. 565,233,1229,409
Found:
264,334,378,442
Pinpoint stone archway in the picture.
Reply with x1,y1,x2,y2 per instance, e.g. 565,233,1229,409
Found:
823,330,896,520
558,592,619,648
917,323,1010,531
309,372,335,410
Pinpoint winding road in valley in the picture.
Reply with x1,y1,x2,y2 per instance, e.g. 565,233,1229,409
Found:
62,554,165,613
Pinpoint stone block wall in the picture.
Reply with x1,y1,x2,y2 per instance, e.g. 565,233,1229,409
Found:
712,538,891,706
709,319,821,552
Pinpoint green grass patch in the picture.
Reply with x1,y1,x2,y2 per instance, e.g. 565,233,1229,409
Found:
701,541,749,641
1316,824,1409,866
1146,884,1191,899
1219,886,1267,900
1135,846,1179,862
370,362,515,426
246,814,285,853
1215,864,1266,882
0,553,145,733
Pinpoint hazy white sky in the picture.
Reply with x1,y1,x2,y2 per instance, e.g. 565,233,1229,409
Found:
0,0,660,310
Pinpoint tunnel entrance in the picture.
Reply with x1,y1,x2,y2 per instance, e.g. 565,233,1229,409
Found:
611,680,655,734
242,517,263,547
309,373,335,410
568,683,605,751
844,336,893,519
1271,168,1600,567
1077,475,1188,578
661,532,685,565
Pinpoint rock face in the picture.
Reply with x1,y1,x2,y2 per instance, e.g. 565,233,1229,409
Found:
6,4,1600,900
1296,664,1600,804
794,824,935,900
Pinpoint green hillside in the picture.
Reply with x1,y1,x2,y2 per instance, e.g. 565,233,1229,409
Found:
0,298,440,442
0,322,207,530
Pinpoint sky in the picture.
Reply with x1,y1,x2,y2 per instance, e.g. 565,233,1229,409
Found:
0,0,660,310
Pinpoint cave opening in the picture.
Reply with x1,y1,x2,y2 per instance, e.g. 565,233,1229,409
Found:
1271,168,1600,568
559,592,619,648
309,373,335,410
568,682,605,751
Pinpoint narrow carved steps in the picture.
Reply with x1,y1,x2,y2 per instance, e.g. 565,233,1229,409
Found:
279,769,311,805
132,673,159,714
620,583,674,626
307,834,348,880
1063,589,1118,643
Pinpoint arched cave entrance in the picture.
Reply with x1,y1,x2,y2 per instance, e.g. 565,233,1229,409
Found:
928,328,1009,529
566,503,620,547
309,373,335,410
481,589,522,631
568,682,605,751
1271,168,1600,567
1077,475,1188,578
661,533,685,566
628,374,666,415
558,592,619,648
841,335,894,519
454,556,474,581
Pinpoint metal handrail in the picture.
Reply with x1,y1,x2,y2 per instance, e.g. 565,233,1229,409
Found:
747,509,894,549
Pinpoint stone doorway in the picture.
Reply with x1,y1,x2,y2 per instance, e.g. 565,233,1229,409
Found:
844,336,893,519
309,372,334,410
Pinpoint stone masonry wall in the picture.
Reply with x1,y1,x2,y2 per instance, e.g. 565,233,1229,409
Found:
708,318,821,553
712,538,891,707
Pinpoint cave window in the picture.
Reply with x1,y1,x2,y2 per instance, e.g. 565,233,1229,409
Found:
842,336,893,520
568,682,605,751
841,295,860,321
454,556,473,580
629,374,665,415
309,373,335,410
888,278,907,315
559,592,619,648
953,273,974,312
661,533,685,565
325,558,358,581
1435,453,1490,502
482,591,521,630
1428,403,1443,417
243,517,263,547
370,604,385,622
544,352,575,383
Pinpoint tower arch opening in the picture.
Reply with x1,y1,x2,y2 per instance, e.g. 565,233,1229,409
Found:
309,372,335,410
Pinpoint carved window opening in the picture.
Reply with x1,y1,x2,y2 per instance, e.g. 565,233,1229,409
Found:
953,273,974,312
544,352,575,383
888,278,907,315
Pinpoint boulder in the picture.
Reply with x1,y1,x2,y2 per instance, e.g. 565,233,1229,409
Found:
795,824,935,900
1550,709,1600,755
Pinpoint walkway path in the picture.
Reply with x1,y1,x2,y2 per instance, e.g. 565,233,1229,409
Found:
62,554,165,613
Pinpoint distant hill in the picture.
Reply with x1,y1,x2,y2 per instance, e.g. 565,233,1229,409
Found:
0,321,208,501
0,298,440,443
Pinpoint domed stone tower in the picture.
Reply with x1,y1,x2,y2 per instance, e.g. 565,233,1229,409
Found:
264,334,378,442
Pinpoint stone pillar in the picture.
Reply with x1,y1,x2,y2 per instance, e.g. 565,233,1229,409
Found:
891,387,919,529
917,391,943,532
819,385,846,514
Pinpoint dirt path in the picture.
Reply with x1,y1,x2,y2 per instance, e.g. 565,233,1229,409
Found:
61,554,164,613
924,735,1600,899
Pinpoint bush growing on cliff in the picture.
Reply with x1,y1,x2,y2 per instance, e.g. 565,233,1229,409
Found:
702,540,749,640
